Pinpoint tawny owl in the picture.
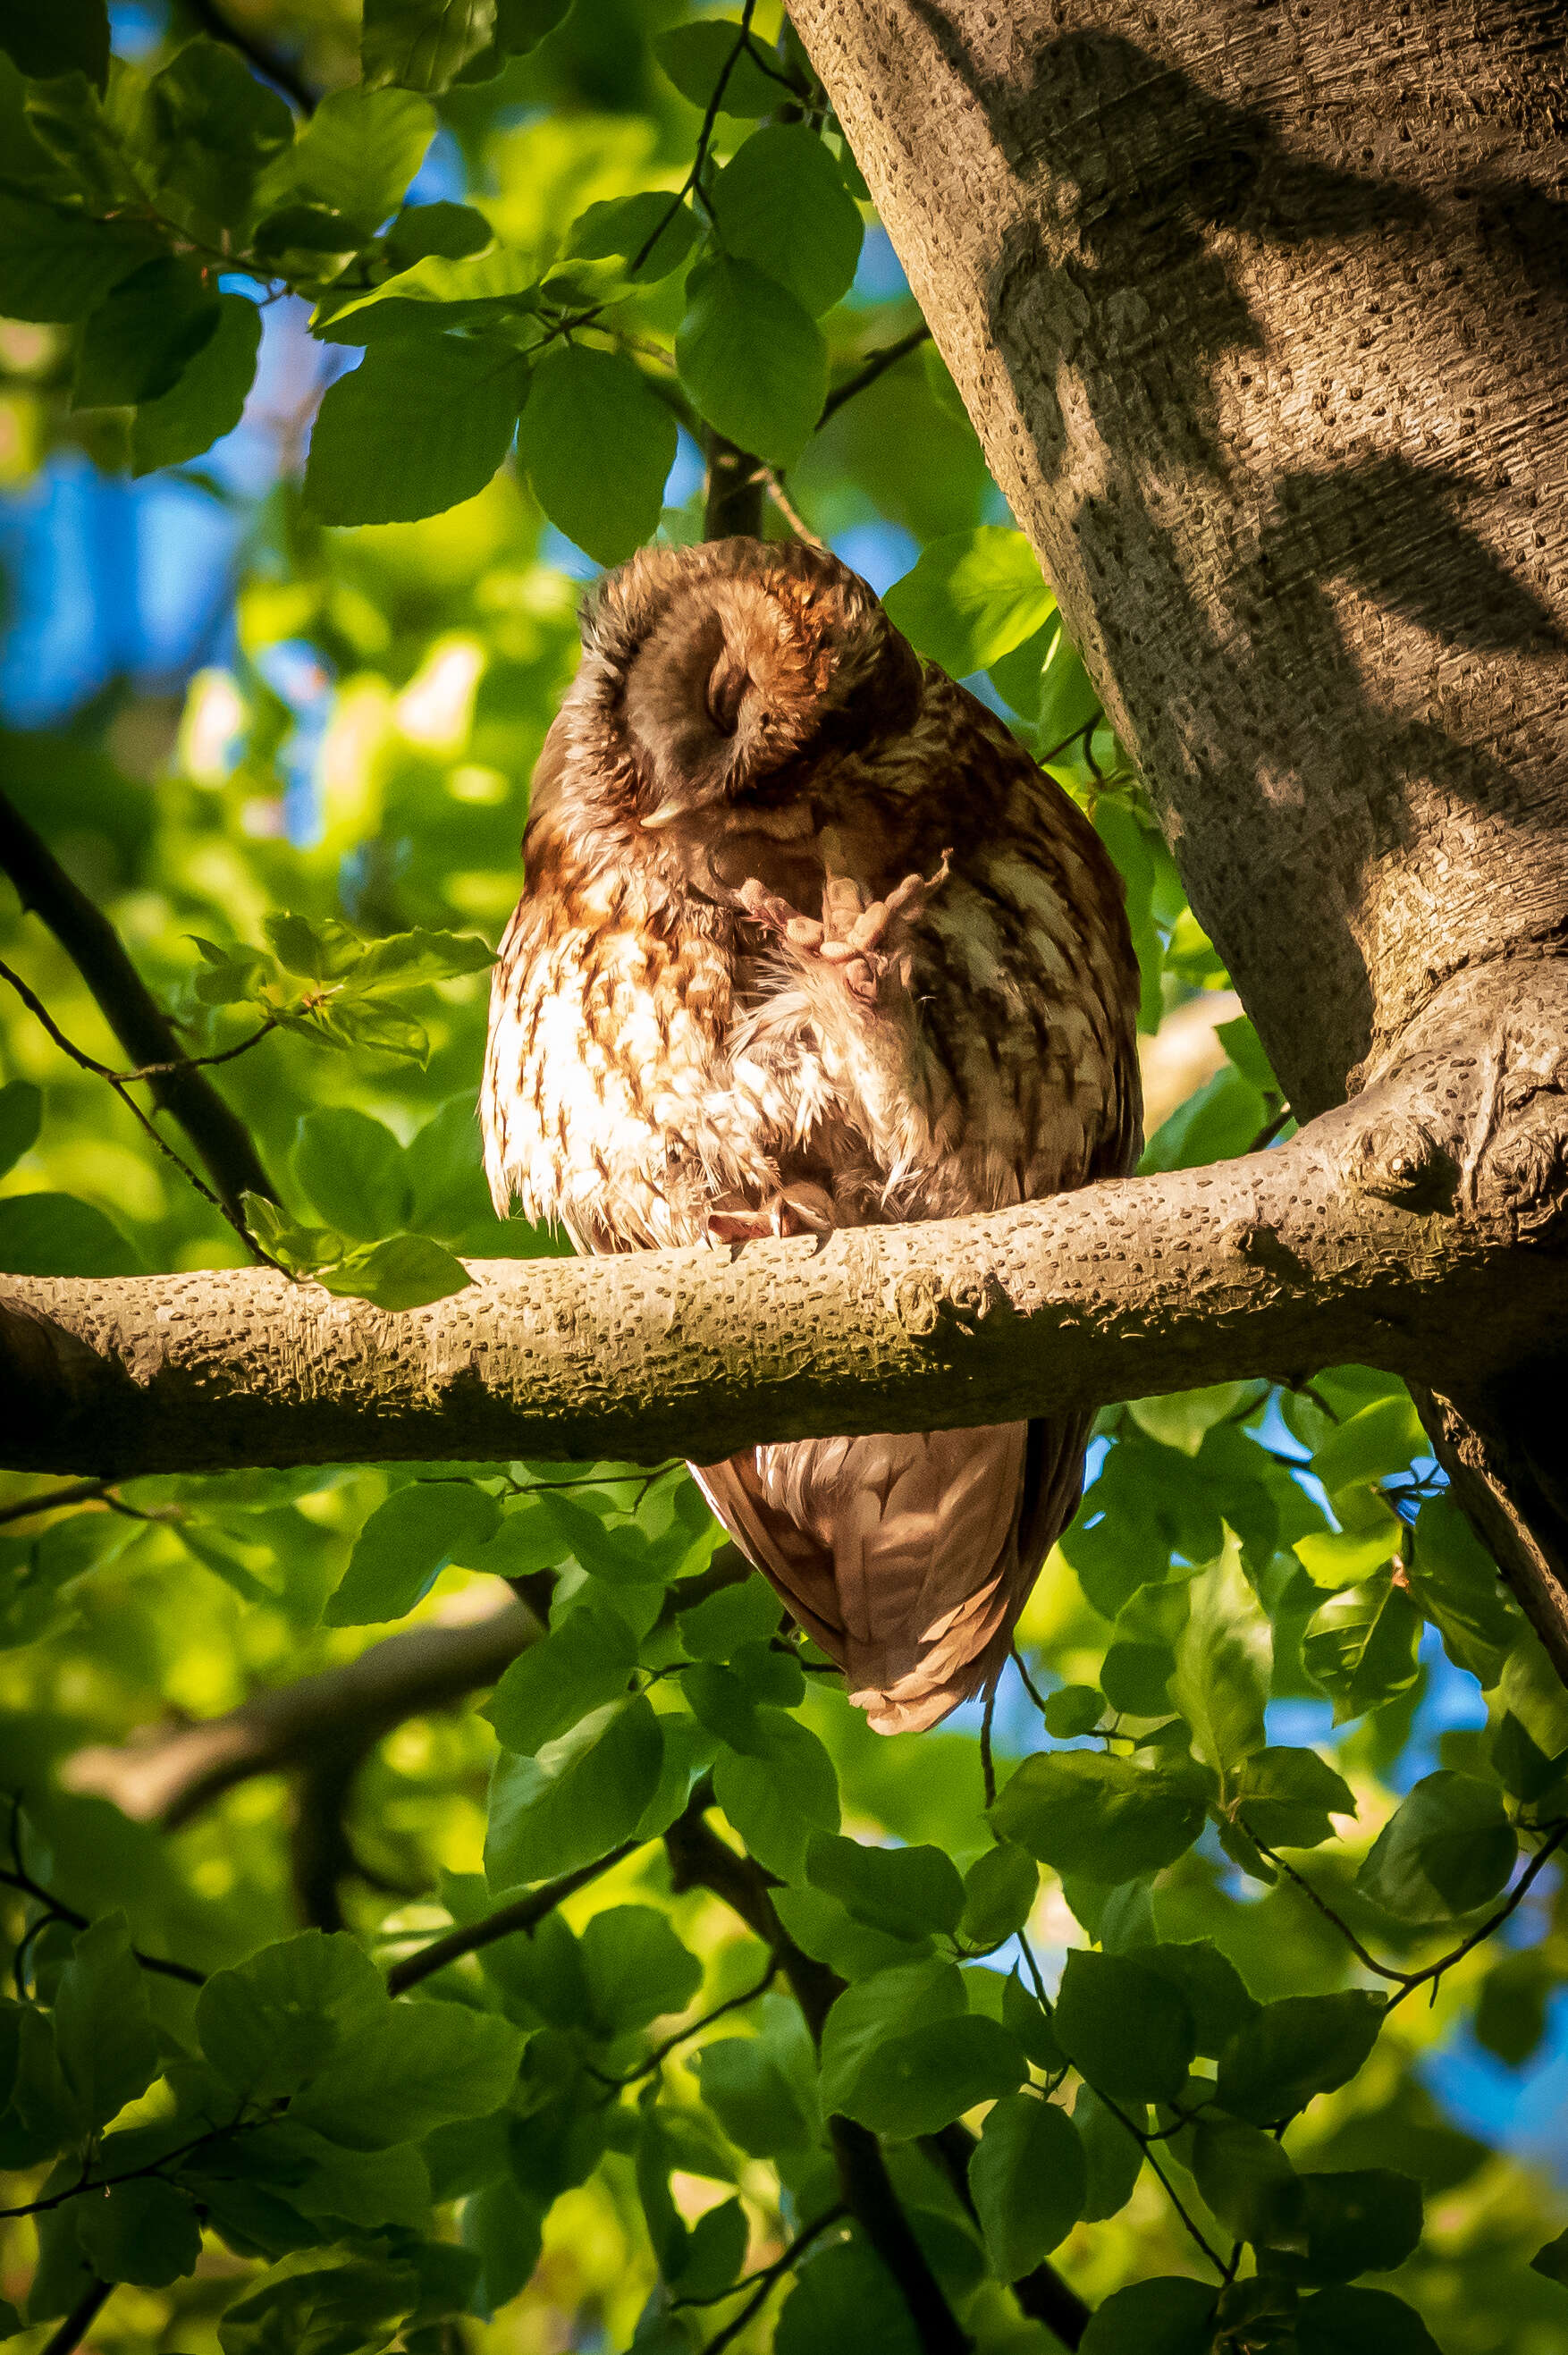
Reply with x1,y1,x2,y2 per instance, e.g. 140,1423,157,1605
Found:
482,536,1142,1735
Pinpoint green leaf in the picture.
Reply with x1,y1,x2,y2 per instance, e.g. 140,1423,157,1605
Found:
1230,1746,1356,1849
493,0,572,54
131,290,261,476
676,1574,781,1660
677,256,827,468
0,1191,139,1276
462,2175,544,2315
958,1843,1038,1948
564,192,698,285
363,0,496,92
1301,1573,1423,1723
1073,2081,1143,2221
74,255,221,408
1354,1769,1517,1923
694,2037,813,2157
1041,1684,1104,1737
325,1480,500,1625
1531,2224,1568,2286
53,1914,159,2128
817,1958,1021,2136
805,1831,964,1941
709,124,863,315
776,2240,918,2355
1053,1949,1196,2105
1475,1948,1550,2065
75,2178,203,2287
1293,1520,1402,1591
218,2249,418,2355
1295,2286,1442,2354
1294,2168,1423,2280
883,527,1055,679
772,1882,930,1981
1135,1941,1259,2058
1079,2278,1218,2354
969,2092,1085,2277
1169,1532,1269,1783
198,1930,389,2103
1216,1991,1385,2125
483,1602,637,1754
654,20,790,118
485,1695,663,1885
1192,2116,1303,2248
293,1108,409,1239
1126,1384,1258,1456
316,1233,474,1311
292,1999,522,2148
579,1905,702,2038
304,334,527,525
1312,1395,1426,1497
0,0,110,88
266,85,436,231
517,343,676,564
143,37,294,238
0,1080,41,1178
712,1708,839,1880
384,199,492,266
1407,1495,1518,1688
1496,1627,1568,1787
991,1749,1207,1880
316,243,539,342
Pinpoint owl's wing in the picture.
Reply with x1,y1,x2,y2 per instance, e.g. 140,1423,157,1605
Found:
694,1413,1087,1734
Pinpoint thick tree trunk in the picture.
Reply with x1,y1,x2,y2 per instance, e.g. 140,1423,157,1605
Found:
788,0,1568,1657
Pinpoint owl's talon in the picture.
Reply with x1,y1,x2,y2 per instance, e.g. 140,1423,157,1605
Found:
738,848,950,1001
704,1183,837,1253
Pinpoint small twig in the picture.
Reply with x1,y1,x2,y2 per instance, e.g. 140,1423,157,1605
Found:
818,325,933,425
1010,1643,1052,1718
386,1842,640,1996
2,1796,206,1988
0,958,278,1268
591,1958,780,2089
1098,2088,1227,2276
676,2204,846,2313
633,0,784,275
0,1480,112,1526
1040,710,1106,769
1247,1101,1294,1154
755,465,827,548
1251,1822,1568,2010
980,1678,998,1809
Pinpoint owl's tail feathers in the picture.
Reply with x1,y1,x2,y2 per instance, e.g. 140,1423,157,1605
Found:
692,1418,1087,1736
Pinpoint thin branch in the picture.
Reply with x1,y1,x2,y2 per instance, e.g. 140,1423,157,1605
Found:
980,1678,998,1808
1096,2088,1227,2277
630,0,799,275
676,2204,846,2311
758,466,827,549
591,1957,780,2088
0,1480,112,1526
1252,1823,1568,2012
1010,1644,1051,1718
4,1797,206,1988
818,325,933,424
0,957,275,1268
0,784,277,1221
386,1842,640,1996
923,2123,1090,2349
181,0,316,113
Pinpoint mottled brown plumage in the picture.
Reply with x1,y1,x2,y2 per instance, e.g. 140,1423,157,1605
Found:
482,537,1141,1733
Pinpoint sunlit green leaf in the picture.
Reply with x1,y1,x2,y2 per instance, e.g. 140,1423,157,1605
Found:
677,256,827,468
304,334,527,523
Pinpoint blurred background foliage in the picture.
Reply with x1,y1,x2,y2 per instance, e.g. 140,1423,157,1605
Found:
0,3,1565,2352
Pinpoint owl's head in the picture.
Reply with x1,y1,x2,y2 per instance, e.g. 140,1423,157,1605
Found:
532,538,924,864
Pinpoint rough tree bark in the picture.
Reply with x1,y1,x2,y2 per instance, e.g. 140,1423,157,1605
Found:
3,0,1567,1676
788,0,1568,1659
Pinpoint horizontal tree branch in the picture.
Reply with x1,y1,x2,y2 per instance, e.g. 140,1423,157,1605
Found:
63,1599,541,1827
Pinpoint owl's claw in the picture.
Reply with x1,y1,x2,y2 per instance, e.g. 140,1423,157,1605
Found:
704,1182,837,1257
739,852,951,1002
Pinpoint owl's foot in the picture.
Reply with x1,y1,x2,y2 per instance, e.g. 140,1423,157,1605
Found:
704,1182,837,1255
738,852,951,1004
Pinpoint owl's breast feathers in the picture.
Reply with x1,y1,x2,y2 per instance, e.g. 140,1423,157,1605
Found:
482,540,1141,1732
